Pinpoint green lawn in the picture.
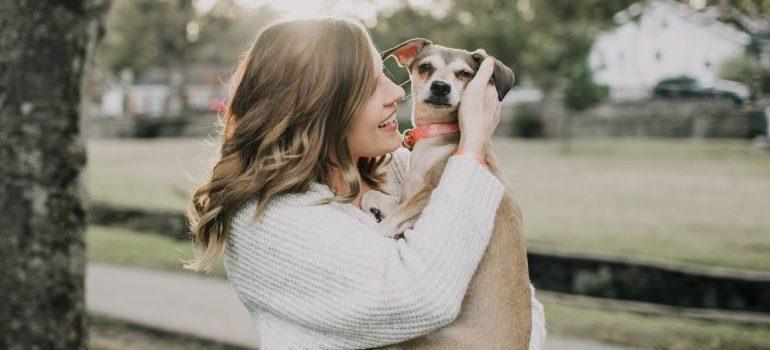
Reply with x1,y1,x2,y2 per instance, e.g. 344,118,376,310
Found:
86,225,227,278
492,138,770,271
544,298,770,350
86,225,770,350
85,137,770,270
85,138,215,212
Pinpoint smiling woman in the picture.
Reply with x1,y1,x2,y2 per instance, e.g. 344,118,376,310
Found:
184,17,391,273
183,15,517,350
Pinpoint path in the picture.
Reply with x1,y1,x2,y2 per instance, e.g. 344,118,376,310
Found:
85,262,642,350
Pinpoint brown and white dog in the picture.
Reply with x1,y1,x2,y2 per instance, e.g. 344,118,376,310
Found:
361,38,537,349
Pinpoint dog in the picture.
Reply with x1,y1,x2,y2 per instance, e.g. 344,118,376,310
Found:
360,38,539,349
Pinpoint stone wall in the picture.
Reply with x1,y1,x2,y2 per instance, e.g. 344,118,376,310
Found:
535,97,767,139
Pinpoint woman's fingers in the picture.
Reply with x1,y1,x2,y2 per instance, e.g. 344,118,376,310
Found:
456,56,500,153
485,82,499,103
467,57,495,92
485,82,501,120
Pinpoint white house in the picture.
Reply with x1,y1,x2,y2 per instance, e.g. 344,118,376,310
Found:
588,0,752,100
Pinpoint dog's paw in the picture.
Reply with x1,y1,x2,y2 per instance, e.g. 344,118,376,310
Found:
362,190,399,223
396,218,416,235
374,215,405,238
368,207,385,223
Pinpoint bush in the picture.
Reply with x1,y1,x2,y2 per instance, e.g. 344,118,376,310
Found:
132,116,189,138
564,62,609,112
718,55,770,97
511,104,544,138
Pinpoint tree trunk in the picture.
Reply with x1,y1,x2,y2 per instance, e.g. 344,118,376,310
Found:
559,112,572,154
0,1,109,349
163,0,193,117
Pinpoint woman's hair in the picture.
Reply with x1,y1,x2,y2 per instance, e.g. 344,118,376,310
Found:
184,17,393,273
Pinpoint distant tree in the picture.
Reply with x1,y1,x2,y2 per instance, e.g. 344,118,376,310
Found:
0,1,110,349
560,62,609,152
564,63,609,112
520,0,636,105
96,0,276,116
719,55,770,97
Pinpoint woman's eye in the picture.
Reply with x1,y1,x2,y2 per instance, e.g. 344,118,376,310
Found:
418,64,433,74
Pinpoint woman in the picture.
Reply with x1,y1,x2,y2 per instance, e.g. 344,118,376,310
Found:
185,17,532,349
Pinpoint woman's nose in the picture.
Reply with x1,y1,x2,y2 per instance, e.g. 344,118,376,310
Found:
391,80,406,103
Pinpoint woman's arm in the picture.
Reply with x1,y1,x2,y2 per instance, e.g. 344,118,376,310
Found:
224,154,504,348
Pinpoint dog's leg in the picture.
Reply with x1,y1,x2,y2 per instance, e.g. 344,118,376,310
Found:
372,159,446,237
372,187,431,236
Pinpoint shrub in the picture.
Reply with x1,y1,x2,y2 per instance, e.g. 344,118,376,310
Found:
511,103,544,138
132,116,188,138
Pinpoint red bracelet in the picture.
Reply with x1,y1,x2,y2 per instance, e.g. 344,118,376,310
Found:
453,149,487,168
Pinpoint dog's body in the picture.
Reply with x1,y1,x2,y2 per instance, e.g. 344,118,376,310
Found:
361,39,533,349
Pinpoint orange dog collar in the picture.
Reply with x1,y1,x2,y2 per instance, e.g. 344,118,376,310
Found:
401,123,460,151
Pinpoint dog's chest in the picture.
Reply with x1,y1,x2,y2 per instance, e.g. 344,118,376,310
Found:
404,142,457,198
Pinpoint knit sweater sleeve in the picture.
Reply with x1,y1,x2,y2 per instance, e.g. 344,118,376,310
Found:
225,154,505,348
385,146,411,200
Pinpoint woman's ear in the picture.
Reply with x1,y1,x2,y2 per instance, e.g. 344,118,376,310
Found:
471,49,515,101
380,38,432,68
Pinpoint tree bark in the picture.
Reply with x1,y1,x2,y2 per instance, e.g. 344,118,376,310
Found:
0,1,109,349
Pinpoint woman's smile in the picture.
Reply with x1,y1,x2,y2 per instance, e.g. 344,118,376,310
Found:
377,115,398,131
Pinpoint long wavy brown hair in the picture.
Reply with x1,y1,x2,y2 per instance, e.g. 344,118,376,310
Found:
184,17,393,273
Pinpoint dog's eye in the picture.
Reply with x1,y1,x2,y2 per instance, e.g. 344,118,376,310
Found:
457,70,474,79
418,63,433,74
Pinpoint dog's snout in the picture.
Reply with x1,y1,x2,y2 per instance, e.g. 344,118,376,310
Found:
430,81,451,96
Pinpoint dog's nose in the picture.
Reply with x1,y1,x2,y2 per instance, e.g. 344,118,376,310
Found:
430,81,451,96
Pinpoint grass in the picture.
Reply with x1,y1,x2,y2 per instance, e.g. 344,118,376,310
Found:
86,225,770,350
85,137,770,270
86,225,226,278
543,297,770,350
85,137,217,212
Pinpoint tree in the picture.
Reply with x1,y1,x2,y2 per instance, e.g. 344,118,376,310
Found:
0,1,110,349
98,0,194,115
719,54,770,97
96,0,276,117
560,62,609,152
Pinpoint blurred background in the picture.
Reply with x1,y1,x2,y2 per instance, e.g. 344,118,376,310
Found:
4,0,770,349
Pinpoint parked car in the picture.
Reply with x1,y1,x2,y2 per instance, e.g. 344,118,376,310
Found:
652,76,747,105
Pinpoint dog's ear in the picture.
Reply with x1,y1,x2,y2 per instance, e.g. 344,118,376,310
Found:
471,49,515,101
380,38,432,68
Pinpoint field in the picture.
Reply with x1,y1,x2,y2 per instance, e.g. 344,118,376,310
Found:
86,226,770,350
85,137,770,270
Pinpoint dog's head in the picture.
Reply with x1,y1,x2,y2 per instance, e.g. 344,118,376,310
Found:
380,38,514,121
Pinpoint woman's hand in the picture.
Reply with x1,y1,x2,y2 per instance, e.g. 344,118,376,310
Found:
457,57,501,156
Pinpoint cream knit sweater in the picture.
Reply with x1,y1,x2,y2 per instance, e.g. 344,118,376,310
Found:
224,147,546,349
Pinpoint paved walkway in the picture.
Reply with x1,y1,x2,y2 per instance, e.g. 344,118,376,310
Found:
85,262,641,350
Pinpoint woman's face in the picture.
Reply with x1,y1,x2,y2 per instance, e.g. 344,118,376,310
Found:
347,43,406,159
